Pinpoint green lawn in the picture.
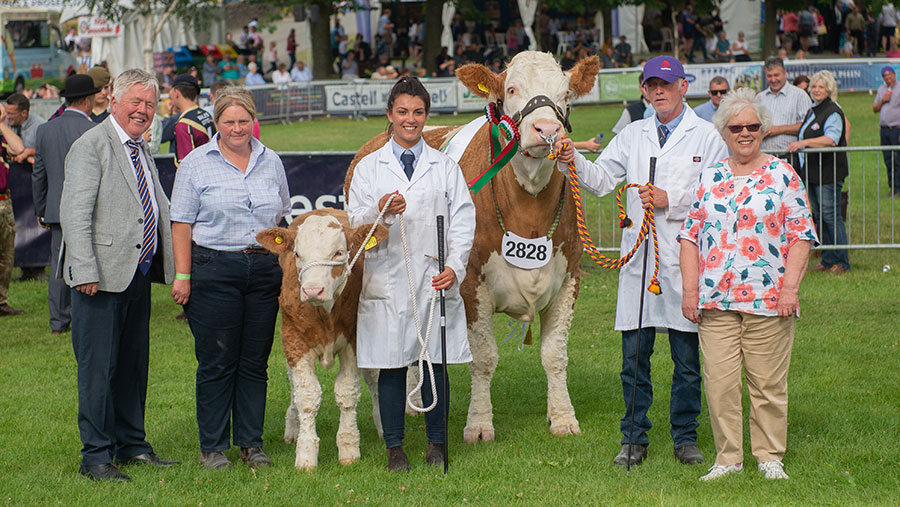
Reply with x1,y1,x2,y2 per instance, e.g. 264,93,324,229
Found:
2,93,899,504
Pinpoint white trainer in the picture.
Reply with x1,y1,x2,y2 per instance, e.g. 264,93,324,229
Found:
699,462,743,481
758,460,790,479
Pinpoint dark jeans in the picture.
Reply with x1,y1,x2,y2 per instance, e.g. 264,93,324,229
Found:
688,36,708,62
809,181,851,270
185,246,281,452
72,269,154,466
620,328,701,447
880,126,900,193
379,365,447,448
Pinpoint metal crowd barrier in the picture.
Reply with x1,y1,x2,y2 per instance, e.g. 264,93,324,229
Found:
594,146,899,252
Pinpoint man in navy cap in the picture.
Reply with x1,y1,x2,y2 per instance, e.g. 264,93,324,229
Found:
556,55,728,468
167,74,216,167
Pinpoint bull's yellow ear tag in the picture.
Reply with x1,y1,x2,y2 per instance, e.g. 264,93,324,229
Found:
364,236,378,250
275,236,283,245
477,83,489,94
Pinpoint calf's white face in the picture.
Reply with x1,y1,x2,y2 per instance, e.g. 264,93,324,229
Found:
293,214,349,308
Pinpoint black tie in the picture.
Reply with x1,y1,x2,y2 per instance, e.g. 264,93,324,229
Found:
658,124,669,148
401,150,415,180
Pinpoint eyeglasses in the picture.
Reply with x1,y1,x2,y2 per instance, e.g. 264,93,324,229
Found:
726,123,762,133
709,89,729,96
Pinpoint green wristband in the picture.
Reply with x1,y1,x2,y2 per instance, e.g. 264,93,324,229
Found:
175,273,191,281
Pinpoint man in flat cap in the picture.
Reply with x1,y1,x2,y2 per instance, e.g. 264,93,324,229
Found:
86,65,112,123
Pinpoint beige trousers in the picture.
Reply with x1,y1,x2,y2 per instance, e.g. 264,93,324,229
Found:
699,309,795,466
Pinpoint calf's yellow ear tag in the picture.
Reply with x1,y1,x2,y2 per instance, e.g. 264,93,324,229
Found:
364,236,378,250
477,83,489,94
275,236,284,245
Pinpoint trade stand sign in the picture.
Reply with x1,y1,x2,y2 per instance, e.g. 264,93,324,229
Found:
78,16,121,38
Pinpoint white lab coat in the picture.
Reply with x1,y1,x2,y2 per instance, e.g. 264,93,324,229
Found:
572,106,728,333
348,141,476,368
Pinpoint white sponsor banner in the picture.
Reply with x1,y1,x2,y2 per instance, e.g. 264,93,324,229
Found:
78,16,121,38
325,79,458,115
572,76,601,104
682,62,764,97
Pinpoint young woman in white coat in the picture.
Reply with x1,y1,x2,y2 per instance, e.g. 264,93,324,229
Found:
347,76,476,472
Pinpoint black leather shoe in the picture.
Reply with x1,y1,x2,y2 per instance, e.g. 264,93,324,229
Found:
612,444,647,467
79,463,131,482
0,303,24,317
118,452,180,467
425,443,445,466
673,444,705,465
387,446,410,472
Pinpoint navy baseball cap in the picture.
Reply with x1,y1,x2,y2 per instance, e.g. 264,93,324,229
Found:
173,74,201,93
882,65,895,76
642,56,685,85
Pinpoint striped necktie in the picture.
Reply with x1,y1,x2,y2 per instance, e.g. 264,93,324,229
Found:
657,124,670,148
126,140,156,275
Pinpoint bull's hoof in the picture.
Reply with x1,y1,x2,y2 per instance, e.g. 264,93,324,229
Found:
337,447,361,465
284,422,299,443
549,417,581,437
463,424,495,443
284,434,297,443
294,456,318,470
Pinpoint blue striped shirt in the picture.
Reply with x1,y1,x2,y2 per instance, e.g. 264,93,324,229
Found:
170,134,291,251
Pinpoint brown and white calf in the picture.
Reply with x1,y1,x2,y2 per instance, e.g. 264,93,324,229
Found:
257,209,388,470
345,51,600,442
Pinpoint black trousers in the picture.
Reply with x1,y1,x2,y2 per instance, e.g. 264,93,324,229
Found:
71,269,154,466
185,246,281,452
378,365,447,448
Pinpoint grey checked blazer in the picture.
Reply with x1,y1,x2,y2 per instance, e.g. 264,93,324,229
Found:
59,117,174,292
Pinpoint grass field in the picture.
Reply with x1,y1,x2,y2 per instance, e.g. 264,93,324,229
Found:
2,93,899,505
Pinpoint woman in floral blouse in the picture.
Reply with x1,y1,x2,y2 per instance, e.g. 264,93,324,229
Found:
678,88,818,482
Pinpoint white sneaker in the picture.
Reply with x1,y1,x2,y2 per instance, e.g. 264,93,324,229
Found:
758,460,790,479
699,462,743,481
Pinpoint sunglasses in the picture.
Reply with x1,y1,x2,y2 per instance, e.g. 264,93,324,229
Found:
726,123,762,134
709,89,729,96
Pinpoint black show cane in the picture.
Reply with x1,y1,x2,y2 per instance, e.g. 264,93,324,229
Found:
626,156,657,472
436,215,449,474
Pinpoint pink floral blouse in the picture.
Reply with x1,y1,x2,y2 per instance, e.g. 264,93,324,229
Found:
678,156,819,316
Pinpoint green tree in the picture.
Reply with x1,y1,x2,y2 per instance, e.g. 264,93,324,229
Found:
71,0,219,72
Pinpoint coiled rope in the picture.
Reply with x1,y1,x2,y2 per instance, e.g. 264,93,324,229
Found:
551,144,662,295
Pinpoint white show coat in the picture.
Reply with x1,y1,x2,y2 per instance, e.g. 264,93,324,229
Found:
572,106,728,333
348,140,476,368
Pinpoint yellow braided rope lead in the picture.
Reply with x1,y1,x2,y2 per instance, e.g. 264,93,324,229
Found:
552,145,661,295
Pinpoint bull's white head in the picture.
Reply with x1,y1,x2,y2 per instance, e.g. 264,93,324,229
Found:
457,51,599,196
257,210,388,313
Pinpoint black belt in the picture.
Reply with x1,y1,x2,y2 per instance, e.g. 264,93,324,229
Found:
881,125,900,129
192,243,271,255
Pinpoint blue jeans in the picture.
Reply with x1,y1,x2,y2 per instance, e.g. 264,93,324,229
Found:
185,246,281,452
808,181,850,270
620,328,701,447
879,126,900,192
379,366,447,449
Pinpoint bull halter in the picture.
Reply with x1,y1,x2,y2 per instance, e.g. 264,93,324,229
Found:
550,143,662,295
467,95,572,194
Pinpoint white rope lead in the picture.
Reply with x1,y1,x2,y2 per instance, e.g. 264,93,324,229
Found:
296,194,440,413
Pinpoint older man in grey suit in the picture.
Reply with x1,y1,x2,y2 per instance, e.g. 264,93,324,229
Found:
60,69,177,482
33,74,98,334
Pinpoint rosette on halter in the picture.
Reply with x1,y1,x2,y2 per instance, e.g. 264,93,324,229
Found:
467,103,521,194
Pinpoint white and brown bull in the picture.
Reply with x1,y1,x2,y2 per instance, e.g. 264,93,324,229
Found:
345,51,600,442
257,209,388,470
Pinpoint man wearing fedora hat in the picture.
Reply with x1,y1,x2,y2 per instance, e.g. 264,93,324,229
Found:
32,74,98,334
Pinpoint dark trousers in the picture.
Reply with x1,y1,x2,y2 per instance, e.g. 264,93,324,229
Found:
378,365,447,448
184,246,281,452
880,126,900,193
71,269,154,466
49,224,71,331
620,328,702,447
